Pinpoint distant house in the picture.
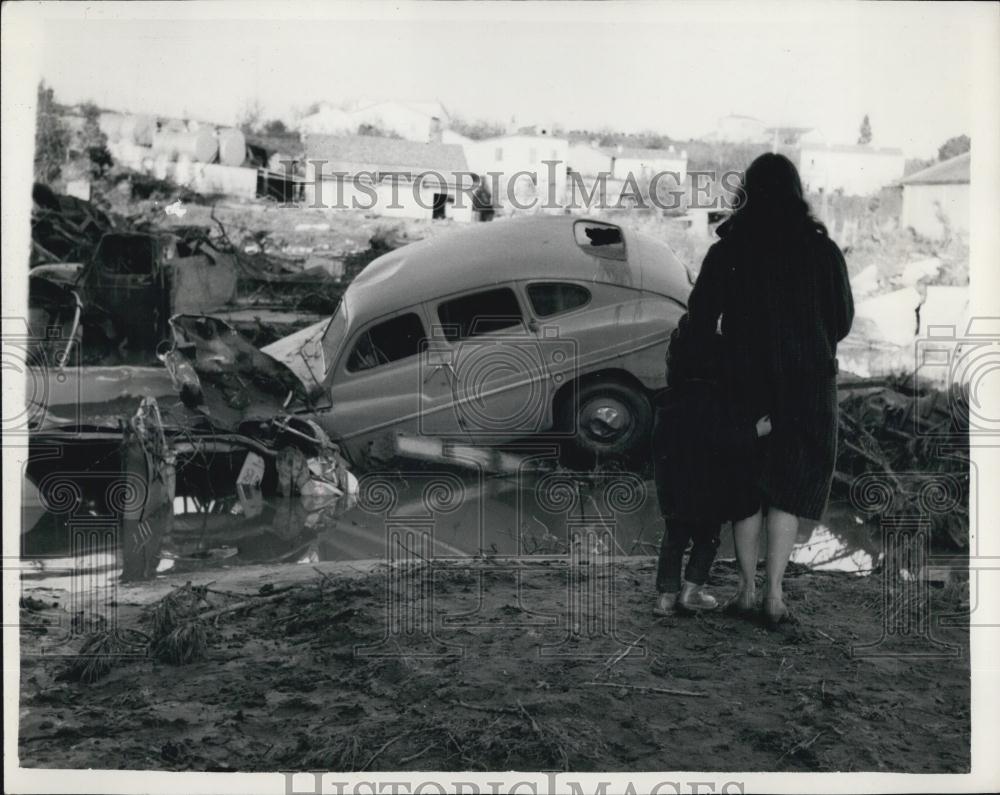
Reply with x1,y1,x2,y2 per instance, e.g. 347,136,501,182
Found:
763,125,814,146
567,142,613,178
565,143,620,212
603,144,688,184
298,101,449,143
302,135,482,221
896,152,970,240
463,133,569,212
797,142,905,196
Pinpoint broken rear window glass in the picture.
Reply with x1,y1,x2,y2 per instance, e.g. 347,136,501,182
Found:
346,312,426,373
527,282,592,317
573,221,626,261
437,287,524,341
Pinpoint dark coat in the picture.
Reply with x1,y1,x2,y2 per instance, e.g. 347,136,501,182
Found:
687,217,854,520
652,316,761,524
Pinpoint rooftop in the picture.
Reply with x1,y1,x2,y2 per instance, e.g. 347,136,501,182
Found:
897,152,971,185
601,146,686,161
303,134,469,174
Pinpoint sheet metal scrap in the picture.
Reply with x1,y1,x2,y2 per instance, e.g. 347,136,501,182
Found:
162,314,315,429
31,182,119,266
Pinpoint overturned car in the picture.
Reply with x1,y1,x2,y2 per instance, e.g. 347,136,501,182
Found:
262,215,691,465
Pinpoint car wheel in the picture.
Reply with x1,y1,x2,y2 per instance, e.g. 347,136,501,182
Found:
559,380,652,466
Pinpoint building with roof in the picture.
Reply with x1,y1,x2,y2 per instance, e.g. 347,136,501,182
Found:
563,142,689,213
462,133,570,212
604,144,688,184
797,142,906,196
896,152,970,240
301,134,484,222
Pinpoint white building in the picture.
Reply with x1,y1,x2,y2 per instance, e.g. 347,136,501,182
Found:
604,144,688,184
797,142,905,196
298,100,449,143
301,134,481,222
564,142,689,212
463,133,569,212
567,141,613,178
897,152,970,240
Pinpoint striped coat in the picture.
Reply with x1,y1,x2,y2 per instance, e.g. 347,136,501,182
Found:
688,218,854,521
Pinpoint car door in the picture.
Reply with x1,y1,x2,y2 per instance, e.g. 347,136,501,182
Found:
323,308,467,458
524,278,681,389
431,285,571,443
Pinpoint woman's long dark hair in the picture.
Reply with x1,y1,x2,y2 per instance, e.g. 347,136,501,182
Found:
727,153,827,238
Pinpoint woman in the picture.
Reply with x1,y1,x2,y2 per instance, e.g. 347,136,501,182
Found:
686,153,854,629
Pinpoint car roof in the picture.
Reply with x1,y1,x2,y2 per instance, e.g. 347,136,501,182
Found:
344,215,668,323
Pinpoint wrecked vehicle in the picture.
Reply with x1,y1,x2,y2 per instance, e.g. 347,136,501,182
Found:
262,216,691,465
29,229,238,363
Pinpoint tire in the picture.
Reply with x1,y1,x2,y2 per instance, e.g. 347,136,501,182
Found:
557,379,653,467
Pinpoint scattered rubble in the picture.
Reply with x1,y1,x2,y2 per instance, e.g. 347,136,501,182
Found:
835,373,969,549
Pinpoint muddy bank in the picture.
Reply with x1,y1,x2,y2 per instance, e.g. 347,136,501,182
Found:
19,557,969,773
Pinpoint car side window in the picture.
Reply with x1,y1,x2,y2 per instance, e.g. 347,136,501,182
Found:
345,312,426,373
527,282,591,317
437,287,524,341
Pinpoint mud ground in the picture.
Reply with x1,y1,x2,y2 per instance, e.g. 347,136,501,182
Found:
18,557,969,773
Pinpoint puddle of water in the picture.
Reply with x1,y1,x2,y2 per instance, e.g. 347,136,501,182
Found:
21,469,882,584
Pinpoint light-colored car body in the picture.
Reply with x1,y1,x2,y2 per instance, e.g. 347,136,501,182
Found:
265,216,691,465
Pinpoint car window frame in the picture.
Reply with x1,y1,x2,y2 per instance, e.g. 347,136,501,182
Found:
523,279,594,319
338,307,430,377
431,283,529,343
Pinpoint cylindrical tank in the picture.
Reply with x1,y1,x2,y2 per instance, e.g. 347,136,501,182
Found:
174,155,193,186
119,115,155,146
216,128,247,167
151,129,219,163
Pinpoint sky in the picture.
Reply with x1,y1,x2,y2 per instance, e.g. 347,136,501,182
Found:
34,1,979,159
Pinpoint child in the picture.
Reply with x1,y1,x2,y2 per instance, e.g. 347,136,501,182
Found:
652,313,771,615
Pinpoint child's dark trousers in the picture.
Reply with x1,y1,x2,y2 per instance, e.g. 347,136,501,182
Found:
655,519,721,593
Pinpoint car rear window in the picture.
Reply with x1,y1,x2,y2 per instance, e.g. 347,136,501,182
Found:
573,220,626,261
346,312,426,372
527,282,591,317
437,287,524,341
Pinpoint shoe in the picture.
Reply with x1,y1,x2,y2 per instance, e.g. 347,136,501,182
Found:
653,591,678,617
763,596,797,631
676,583,719,613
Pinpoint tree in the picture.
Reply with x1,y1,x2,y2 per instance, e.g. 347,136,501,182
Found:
937,134,970,162
356,122,401,139
857,114,872,145
34,81,70,184
448,114,505,141
237,98,264,135
261,118,288,136
79,101,112,178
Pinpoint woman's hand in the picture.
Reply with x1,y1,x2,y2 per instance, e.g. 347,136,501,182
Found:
755,415,773,438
